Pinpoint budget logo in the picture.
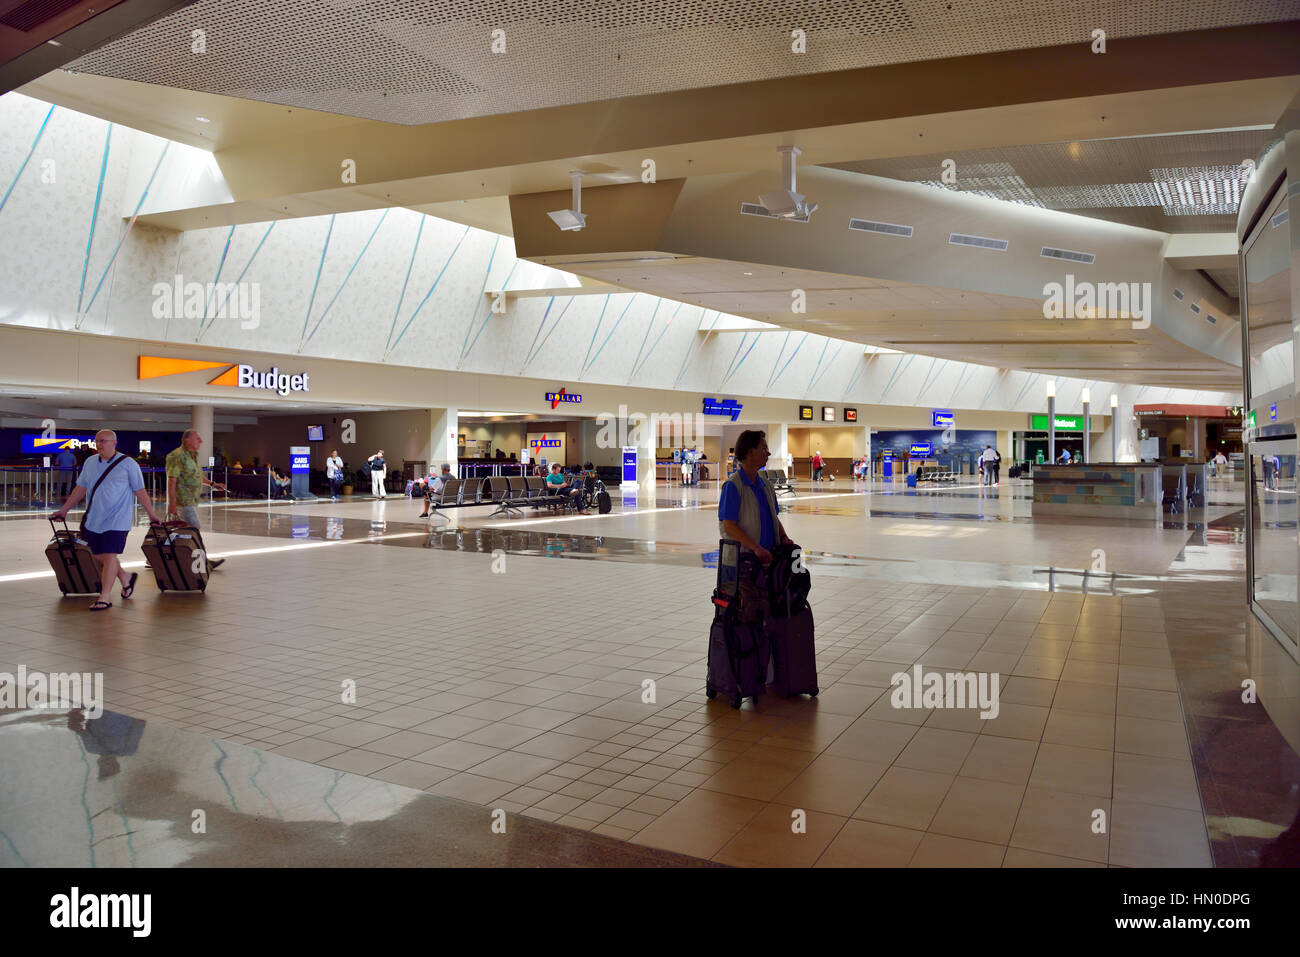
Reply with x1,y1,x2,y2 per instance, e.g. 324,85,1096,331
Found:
1042,274,1151,329
702,397,743,421
151,274,260,329
547,388,581,409
138,356,310,396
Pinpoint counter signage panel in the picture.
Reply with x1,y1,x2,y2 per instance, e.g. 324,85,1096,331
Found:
844,408,858,422
932,409,954,428
910,443,933,456
798,405,814,421
290,446,310,475
1029,414,1090,431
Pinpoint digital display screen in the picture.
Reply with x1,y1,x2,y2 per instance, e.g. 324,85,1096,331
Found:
844,408,857,422
822,406,835,422
307,425,324,441
798,405,813,421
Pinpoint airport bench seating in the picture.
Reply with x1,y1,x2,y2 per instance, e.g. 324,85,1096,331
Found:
916,466,956,484
761,469,796,495
422,475,570,521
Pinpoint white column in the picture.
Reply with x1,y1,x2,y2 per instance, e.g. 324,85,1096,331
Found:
635,411,656,493
767,423,789,473
430,407,458,473
191,404,214,466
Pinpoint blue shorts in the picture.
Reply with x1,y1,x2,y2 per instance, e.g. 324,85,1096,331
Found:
83,528,129,555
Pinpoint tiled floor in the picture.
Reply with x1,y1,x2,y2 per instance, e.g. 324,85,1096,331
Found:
1,477,1297,866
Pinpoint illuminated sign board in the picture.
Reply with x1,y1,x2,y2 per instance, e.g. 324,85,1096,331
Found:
1029,414,1091,431
137,355,309,396
546,388,581,408
702,397,743,421
844,408,858,422
932,409,955,428
822,406,835,422
910,443,933,456
798,405,814,421
21,434,96,453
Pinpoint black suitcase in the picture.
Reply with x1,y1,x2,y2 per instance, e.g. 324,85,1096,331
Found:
141,521,209,593
45,518,101,596
705,539,770,708
597,489,611,513
766,542,819,697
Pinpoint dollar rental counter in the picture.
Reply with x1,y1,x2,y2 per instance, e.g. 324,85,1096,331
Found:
1031,464,1166,518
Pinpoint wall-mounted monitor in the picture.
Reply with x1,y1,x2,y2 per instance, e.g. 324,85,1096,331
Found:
844,408,858,422
307,425,324,442
822,406,835,422
798,405,814,421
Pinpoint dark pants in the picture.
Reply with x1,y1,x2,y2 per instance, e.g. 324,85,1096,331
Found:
329,476,342,498
813,466,823,481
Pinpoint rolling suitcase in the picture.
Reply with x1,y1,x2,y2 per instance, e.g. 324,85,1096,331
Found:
45,518,101,596
766,542,819,697
706,539,769,709
597,489,611,513
142,521,209,593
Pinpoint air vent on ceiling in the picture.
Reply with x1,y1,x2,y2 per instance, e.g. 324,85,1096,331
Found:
949,232,1008,251
739,202,809,223
0,0,80,31
1190,302,1201,314
1273,208,1290,228
1172,288,1185,300
848,218,913,238
1040,246,1094,264
1205,314,1218,325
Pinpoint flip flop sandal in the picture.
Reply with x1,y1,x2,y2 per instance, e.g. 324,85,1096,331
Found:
121,572,138,599
89,600,112,611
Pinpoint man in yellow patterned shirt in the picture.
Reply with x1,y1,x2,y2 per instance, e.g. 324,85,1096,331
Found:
165,430,227,569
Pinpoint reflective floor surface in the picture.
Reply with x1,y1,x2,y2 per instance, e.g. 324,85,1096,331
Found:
1,476,1296,867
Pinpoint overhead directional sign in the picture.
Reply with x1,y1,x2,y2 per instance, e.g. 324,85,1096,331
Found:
932,409,954,428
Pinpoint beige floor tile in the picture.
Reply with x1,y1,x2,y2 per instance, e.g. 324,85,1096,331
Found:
922,706,989,733
823,716,919,764
1115,687,1184,722
1112,753,1201,810
1058,659,1119,686
318,748,398,775
269,737,348,763
314,720,403,748
1118,645,1175,668
1013,656,1066,680
959,735,1039,785
980,702,1049,741
1049,681,1116,715
1009,787,1110,863
1114,715,1191,760
998,676,1057,707
815,819,925,867
426,772,517,804
1002,847,1105,867
1109,800,1213,867
631,788,766,859
852,767,954,830
929,776,1027,844
1029,742,1113,798
713,803,847,867
894,728,979,775
908,833,1006,867
1117,665,1178,693
411,739,503,771
773,754,890,816
1042,709,1116,750
369,759,457,790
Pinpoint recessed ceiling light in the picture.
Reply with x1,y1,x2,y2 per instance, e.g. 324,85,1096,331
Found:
47,39,61,46
743,272,753,276
195,116,211,123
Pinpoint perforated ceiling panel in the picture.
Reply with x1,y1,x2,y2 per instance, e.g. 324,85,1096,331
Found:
831,129,1277,233
64,0,1300,125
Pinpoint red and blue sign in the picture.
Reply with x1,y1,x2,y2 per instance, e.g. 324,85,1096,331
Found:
546,388,581,409
530,435,562,451
702,397,743,421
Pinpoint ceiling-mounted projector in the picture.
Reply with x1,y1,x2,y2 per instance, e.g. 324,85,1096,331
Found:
548,171,588,231
757,146,818,219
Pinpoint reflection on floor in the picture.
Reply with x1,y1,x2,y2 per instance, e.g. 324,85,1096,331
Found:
0,477,1295,867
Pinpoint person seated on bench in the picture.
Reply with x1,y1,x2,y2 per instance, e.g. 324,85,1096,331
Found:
546,463,586,512
419,463,454,518
270,467,291,499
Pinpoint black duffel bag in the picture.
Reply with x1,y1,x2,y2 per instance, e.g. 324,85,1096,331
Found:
767,541,811,617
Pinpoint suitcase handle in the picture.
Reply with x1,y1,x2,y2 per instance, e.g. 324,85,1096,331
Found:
49,516,70,534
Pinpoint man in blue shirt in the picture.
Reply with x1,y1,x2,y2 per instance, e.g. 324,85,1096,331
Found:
55,446,78,496
719,430,792,564
51,429,163,610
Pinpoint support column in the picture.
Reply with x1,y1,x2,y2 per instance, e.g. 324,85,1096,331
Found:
429,407,458,473
766,423,790,475
634,411,656,494
191,404,214,467
1082,393,1091,464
